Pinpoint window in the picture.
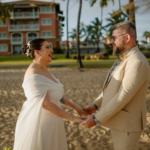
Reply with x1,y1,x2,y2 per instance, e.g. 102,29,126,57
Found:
28,33,38,42
16,22,22,25
42,31,52,37
28,21,38,25
49,43,52,49
0,45,8,52
41,19,51,25
0,33,7,39
41,7,52,13
12,33,21,42
0,21,7,26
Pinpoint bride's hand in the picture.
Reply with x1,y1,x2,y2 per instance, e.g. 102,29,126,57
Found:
72,116,85,123
75,107,89,116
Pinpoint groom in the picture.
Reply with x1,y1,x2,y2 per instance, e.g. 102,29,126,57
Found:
81,21,150,150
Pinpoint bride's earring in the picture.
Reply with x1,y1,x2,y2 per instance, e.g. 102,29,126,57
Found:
38,55,41,61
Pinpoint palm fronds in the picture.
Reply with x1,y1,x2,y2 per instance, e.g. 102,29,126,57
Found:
0,1,14,23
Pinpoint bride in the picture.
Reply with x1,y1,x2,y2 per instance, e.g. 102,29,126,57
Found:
13,38,87,150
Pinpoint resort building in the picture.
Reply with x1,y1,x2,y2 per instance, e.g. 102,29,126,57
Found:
0,0,64,55
61,41,106,54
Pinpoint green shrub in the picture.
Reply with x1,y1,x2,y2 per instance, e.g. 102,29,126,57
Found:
139,47,146,51
105,48,113,54
142,50,150,58
53,47,64,54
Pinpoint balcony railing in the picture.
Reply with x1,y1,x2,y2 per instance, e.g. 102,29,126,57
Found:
9,24,40,32
12,37,21,42
27,37,38,42
10,11,39,19
11,37,22,44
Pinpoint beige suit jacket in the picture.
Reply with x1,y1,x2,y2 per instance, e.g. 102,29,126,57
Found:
93,46,150,132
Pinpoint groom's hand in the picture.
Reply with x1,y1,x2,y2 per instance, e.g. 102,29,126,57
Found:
83,105,97,115
75,107,89,116
80,115,96,128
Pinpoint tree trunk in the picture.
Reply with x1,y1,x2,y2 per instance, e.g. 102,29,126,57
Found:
119,0,122,20
101,6,103,26
119,0,121,10
65,0,70,58
95,40,99,53
129,0,135,25
76,0,83,68
98,6,103,53
129,0,136,35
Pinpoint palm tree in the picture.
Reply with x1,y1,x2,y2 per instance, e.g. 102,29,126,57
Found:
129,0,135,24
106,9,129,36
90,0,114,26
69,28,77,41
141,0,150,13
0,1,14,23
69,24,85,41
84,25,93,43
83,18,106,53
143,31,150,40
91,17,105,52
76,0,83,68
111,1,136,26
65,0,70,58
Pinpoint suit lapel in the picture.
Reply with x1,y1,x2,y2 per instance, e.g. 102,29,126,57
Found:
102,46,138,90
103,61,121,90
102,63,116,89
103,54,127,90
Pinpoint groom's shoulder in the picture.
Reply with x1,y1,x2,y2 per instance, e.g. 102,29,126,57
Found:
127,48,149,66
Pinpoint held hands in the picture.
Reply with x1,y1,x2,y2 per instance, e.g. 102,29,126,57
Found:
73,107,88,123
73,105,97,126
80,115,96,128
79,104,97,128
75,106,89,116
73,116,86,123
72,106,89,123
83,104,97,115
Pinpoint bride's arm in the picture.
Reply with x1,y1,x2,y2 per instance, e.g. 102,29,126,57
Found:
60,96,88,116
42,93,82,123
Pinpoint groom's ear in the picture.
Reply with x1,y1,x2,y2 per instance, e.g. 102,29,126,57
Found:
126,34,131,44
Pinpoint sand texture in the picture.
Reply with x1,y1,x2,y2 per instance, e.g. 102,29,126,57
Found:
0,68,150,150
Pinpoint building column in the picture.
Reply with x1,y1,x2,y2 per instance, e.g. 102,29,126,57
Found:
33,8,35,19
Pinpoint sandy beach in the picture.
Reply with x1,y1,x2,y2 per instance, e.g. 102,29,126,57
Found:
0,68,150,150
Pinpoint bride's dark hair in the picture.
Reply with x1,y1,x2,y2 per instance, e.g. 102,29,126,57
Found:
22,38,46,60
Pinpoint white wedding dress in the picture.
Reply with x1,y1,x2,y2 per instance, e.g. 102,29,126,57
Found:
13,74,68,150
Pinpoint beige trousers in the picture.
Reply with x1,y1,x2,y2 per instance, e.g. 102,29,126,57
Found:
110,129,142,150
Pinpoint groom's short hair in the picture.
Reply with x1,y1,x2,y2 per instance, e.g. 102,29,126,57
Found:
111,21,137,41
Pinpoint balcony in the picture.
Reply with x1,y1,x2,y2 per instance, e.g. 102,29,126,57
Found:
10,11,39,19
9,24,40,32
11,37,22,44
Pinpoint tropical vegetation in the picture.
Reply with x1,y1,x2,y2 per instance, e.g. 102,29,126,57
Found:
84,18,106,52
0,0,13,23
105,7,129,36
143,31,150,40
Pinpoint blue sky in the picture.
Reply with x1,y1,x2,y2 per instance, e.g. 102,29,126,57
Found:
3,0,150,41
55,0,150,42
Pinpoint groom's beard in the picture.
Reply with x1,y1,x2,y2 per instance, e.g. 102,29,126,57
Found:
112,43,125,56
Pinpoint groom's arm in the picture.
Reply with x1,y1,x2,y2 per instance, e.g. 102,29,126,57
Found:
95,61,149,124
92,91,103,108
